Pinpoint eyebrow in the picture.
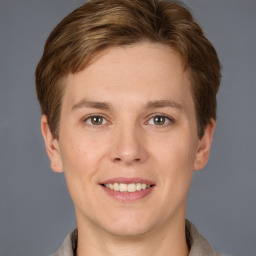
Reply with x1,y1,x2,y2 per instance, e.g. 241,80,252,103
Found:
71,99,182,111
71,100,112,111
145,100,183,110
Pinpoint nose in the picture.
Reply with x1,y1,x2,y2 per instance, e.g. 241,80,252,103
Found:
109,124,148,165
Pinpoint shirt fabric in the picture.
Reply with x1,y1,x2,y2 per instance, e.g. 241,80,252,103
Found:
51,220,223,256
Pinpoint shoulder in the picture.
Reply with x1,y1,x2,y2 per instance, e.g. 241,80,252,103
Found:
186,220,226,256
51,229,77,256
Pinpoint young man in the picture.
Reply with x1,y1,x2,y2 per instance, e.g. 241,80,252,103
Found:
35,0,222,255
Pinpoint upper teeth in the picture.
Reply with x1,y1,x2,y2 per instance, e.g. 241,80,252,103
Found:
104,183,151,192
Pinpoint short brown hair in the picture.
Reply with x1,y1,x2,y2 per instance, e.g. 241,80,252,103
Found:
35,0,221,139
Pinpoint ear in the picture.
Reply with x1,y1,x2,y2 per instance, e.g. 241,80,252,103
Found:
194,118,216,171
41,115,63,173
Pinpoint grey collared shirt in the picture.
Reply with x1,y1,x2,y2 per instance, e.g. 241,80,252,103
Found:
51,220,224,256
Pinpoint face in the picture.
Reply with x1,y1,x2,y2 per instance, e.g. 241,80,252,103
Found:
42,42,215,237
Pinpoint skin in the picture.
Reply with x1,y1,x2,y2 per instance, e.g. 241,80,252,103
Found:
41,42,215,256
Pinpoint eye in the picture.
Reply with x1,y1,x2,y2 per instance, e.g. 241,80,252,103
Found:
85,115,107,126
148,115,172,126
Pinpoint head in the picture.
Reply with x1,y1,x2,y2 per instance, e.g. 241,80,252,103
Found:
35,0,221,140
35,0,221,239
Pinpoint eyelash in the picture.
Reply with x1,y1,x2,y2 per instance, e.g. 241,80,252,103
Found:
82,114,175,127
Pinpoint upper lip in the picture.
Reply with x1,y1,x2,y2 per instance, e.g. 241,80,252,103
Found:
100,177,155,185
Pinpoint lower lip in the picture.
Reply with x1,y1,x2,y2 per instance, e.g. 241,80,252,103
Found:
101,185,155,202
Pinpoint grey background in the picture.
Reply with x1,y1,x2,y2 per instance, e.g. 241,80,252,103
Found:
0,0,255,255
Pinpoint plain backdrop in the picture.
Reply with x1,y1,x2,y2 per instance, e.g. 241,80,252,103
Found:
0,0,255,255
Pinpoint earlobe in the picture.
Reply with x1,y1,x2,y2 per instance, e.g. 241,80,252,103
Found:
194,118,216,171
41,115,63,173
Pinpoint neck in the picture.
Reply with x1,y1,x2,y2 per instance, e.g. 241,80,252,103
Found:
75,213,189,256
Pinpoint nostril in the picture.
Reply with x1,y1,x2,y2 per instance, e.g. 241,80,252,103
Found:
114,157,141,162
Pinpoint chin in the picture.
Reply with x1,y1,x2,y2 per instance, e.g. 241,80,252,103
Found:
104,223,152,238
98,212,158,238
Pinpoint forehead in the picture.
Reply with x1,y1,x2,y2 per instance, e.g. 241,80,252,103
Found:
62,42,193,111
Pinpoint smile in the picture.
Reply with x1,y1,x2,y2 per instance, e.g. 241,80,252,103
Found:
100,178,155,201
103,183,152,193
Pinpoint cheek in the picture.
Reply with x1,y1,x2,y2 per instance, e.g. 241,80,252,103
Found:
58,137,100,208
58,131,111,196
152,132,196,194
153,131,197,169
59,132,105,170
58,135,94,187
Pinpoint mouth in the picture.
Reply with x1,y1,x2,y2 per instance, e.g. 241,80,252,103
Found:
99,178,155,201
101,183,154,193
